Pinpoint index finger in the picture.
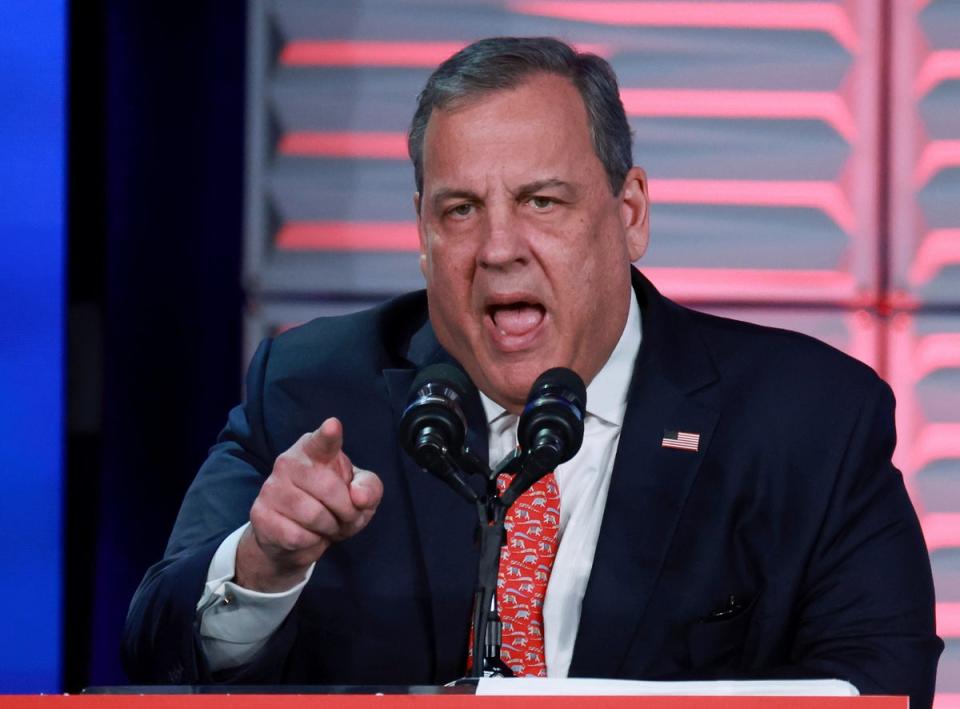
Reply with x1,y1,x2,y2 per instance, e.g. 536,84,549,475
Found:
301,417,343,464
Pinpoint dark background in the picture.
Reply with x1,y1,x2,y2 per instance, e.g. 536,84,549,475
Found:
66,1,246,689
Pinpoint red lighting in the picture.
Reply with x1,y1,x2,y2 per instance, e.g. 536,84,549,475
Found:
276,222,418,251
509,1,858,52
914,140,960,187
913,424,960,474
913,333,960,382
915,50,960,97
909,229,960,286
619,89,856,141
937,601,960,636
921,513,960,553
280,40,611,68
649,179,856,233
279,132,408,160
280,41,467,67
642,267,857,303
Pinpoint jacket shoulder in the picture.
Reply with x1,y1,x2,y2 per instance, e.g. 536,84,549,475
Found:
678,303,886,399
266,290,429,379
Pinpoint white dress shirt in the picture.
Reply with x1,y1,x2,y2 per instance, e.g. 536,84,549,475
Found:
198,291,642,675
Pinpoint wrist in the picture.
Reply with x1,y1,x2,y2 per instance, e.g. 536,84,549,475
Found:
234,526,316,593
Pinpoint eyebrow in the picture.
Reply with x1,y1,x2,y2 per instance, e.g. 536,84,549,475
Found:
430,188,481,213
513,178,577,199
427,178,579,213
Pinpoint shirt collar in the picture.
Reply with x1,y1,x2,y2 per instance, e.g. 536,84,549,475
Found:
479,289,642,428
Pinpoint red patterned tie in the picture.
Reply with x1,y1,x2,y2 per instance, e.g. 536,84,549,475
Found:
496,471,561,676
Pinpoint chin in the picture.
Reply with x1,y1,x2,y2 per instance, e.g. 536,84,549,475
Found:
491,363,550,407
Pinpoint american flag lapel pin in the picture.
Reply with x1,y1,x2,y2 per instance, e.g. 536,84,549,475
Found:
661,429,700,452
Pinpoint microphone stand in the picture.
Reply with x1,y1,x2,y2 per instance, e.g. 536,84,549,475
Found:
404,366,585,684
454,449,526,682
430,442,568,683
470,496,511,679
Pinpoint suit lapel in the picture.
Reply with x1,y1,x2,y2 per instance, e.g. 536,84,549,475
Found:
570,271,720,677
383,321,487,681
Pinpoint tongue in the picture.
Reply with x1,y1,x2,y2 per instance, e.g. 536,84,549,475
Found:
492,304,544,336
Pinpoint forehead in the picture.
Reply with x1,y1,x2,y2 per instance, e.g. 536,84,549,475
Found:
420,74,601,191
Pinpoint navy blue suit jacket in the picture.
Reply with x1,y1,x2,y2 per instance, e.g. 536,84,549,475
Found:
123,270,941,706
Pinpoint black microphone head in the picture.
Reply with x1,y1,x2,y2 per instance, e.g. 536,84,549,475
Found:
528,367,587,411
408,363,471,400
518,367,586,468
399,363,471,467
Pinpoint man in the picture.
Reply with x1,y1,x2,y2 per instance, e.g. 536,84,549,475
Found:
123,37,941,704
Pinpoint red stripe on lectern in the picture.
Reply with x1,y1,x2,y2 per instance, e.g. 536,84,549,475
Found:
276,222,418,251
510,1,858,51
0,693,911,707
649,179,855,233
644,268,856,302
280,41,467,67
279,132,409,159
909,229,960,286
620,89,856,141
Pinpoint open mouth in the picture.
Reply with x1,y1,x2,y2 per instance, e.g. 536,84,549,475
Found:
486,301,546,339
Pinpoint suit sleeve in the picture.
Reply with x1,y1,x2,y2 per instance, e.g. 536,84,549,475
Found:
122,338,302,684
774,378,942,707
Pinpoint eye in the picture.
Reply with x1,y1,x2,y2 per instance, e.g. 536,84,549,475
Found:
528,196,555,210
446,202,475,219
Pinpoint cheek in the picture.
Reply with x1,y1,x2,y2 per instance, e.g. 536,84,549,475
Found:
425,251,476,323
432,239,478,286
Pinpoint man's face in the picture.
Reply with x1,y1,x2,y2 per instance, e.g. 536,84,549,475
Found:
416,73,649,412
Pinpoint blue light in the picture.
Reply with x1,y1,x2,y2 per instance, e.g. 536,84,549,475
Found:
0,0,66,692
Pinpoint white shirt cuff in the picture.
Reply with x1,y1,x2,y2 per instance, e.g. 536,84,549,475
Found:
196,522,315,670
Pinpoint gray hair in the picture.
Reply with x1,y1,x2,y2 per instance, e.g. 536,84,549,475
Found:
408,37,633,197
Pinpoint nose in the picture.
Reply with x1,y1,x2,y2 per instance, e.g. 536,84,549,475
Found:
476,205,529,270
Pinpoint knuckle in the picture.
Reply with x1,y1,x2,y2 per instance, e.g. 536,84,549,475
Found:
276,525,310,552
271,453,297,479
249,498,269,526
312,469,342,501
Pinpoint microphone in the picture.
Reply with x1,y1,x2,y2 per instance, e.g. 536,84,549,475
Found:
501,367,586,507
399,364,478,501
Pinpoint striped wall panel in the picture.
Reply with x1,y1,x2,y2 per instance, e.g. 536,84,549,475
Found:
244,0,882,304
890,0,960,307
242,1,960,701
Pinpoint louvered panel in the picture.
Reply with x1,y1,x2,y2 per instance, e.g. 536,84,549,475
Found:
890,0,960,306
888,314,960,506
246,0,882,304
240,3,958,699
887,312,960,700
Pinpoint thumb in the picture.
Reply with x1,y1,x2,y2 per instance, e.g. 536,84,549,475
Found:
350,467,384,510
301,417,343,464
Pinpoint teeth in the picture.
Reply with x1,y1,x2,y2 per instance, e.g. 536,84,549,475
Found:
490,302,544,337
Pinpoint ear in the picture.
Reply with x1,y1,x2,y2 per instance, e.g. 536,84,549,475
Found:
620,166,650,262
414,192,429,278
